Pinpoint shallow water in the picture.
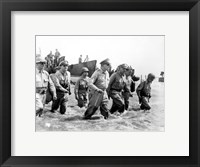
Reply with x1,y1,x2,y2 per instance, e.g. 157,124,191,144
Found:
36,79,164,132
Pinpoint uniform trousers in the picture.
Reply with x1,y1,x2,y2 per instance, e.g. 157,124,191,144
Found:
36,93,46,115
110,90,125,114
140,96,151,110
122,92,130,110
77,92,88,108
52,92,68,114
84,91,109,119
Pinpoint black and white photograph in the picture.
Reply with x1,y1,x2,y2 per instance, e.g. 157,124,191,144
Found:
35,35,164,132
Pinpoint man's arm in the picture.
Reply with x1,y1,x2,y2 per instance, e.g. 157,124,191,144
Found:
67,72,71,95
48,75,57,99
88,71,100,91
106,73,116,93
136,82,145,100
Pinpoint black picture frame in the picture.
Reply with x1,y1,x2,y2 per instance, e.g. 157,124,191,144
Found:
0,0,199,167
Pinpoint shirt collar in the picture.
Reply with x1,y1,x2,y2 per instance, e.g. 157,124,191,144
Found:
36,68,44,74
100,67,106,74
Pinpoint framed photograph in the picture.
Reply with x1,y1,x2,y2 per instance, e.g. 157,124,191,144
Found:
0,0,199,167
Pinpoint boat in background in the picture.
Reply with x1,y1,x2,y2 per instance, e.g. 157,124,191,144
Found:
68,60,97,77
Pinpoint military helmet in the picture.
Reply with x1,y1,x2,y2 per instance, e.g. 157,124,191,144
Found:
147,73,155,80
36,57,46,64
81,67,89,74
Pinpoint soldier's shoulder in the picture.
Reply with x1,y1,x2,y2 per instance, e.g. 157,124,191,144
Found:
95,69,102,73
43,70,50,76
111,72,117,77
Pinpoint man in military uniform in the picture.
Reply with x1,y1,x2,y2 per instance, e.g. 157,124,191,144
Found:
36,57,57,117
51,61,71,114
74,67,89,108
107,64,131,114
54,49,60,66
136,73,155,110
84,58,111,119
123,66,133,111
123,67,140,110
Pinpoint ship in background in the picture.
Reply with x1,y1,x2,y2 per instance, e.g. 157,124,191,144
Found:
43,55,97,77
68,60,97,77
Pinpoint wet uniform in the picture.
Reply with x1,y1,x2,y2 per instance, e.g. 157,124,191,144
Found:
136,81,151,110
51,70,71,114
74,76,89,108
36,69,56,113
84,68,110,119
123,75,132,110
108,72,130,114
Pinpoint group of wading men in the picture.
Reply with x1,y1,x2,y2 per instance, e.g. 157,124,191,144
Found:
36,56,155,119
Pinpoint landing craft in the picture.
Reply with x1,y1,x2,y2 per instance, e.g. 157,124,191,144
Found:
68,60,97,77
44,56,97,77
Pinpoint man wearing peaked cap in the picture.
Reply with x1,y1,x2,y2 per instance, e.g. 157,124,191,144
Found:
100,58,111,66
35,57,57,117
84,58,111,119
74,67,90,108
36,56,46,63
59,60,69,67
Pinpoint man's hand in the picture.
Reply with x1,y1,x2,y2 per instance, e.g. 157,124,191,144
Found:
75,94,79,100
96,88,103,93
64,89,69,93
53,95,57,101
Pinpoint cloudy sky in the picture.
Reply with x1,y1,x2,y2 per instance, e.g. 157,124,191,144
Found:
36,35,164,77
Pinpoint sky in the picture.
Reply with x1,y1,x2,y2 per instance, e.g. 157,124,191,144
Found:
36,35,164,77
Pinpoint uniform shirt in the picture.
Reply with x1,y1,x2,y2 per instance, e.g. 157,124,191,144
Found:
55,51,60,58
74,76,89,94
36,69,56,94
123,75,133,91
108,72,129,92
136,81,151,97
52,70,71,92
89,68,109,91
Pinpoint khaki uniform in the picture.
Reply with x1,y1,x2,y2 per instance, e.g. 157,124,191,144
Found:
36,69,56,113
136,81,151,110
123,75,132,110
74,76,89,108
107,72,130,114
84,68,110,119
51,70,71,114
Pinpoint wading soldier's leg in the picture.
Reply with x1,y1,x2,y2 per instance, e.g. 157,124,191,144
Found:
51,92,62,112
60,97,68,114
110,91,125,114
100,96,109,119
36,93,45,116
84,102,98,119
78,93,85,108
123,92,130,110
140,97,151,110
